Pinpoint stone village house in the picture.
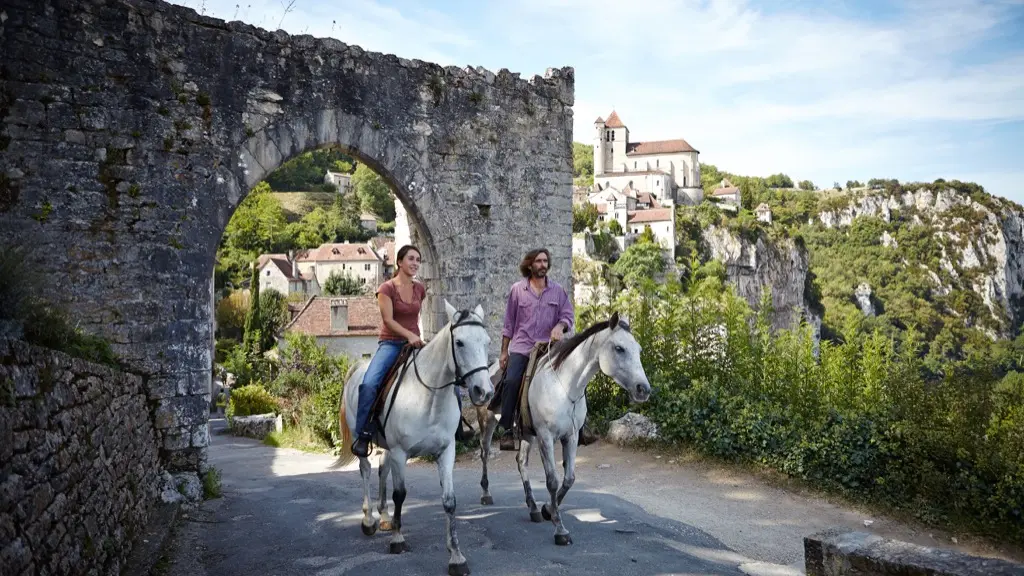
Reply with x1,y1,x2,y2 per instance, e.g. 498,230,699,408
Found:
257,241,387,300
278,295,382,359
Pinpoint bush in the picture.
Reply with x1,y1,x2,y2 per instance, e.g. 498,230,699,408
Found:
226,384,280,420
580,276,1024,541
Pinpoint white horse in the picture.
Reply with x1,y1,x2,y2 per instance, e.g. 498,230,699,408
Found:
473,311,651,545
338,301,494,576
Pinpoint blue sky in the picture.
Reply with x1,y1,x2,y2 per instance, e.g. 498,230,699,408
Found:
171,0,1024,204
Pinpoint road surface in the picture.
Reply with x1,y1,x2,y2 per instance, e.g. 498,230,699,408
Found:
162,418,1016,576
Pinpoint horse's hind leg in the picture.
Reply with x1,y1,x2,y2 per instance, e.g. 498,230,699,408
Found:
387,450,410,555
516,438,541,522
537,434,572,546
377,450,393,531
478,408,499,505
359,456,378,536
439,441,470,576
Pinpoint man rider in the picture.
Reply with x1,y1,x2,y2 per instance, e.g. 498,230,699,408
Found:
497,248,574,450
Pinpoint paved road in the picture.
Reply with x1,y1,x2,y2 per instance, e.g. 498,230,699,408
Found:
165,420,770,576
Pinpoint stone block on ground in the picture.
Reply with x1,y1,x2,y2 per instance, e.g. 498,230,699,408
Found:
606,412,659,444
804,529,1024,576
229,413,283,440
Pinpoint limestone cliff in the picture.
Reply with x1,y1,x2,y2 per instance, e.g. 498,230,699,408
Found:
702,226,823,342
816,188,1024,337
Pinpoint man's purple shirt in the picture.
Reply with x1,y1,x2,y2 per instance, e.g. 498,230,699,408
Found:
502,277,575,356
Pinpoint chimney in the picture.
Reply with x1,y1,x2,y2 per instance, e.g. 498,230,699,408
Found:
288,250,296,277
330,298,349,332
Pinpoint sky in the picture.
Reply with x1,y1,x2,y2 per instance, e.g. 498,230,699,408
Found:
170,0,1024,204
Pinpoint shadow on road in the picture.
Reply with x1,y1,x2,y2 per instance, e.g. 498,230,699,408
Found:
187,418,755,576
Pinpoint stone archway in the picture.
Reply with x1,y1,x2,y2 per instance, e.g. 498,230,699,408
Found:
0,0,575,474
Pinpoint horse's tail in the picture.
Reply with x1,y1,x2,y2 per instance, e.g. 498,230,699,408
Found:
329,364,360,469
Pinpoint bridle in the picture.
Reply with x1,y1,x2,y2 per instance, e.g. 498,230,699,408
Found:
411,309,490,391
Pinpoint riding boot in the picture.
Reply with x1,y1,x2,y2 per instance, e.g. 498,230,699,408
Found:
351,431,372,458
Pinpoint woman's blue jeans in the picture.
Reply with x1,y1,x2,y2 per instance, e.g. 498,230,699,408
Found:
354,339,466,437
356,340,406,435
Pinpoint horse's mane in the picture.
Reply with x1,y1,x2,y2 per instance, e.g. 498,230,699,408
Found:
548,317,630,371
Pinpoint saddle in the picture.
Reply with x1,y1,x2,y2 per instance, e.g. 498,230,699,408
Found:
489,341,551,439
368,344,416,434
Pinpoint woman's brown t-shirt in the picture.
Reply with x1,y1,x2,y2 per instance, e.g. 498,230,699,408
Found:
376,279,426,341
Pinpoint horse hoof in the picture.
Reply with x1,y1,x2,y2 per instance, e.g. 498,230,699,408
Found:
554,533,573,546
481,495,493,505
541,505,552,521
379,519,393,531
389,541,409,554
448,562,471,576
361,521,377,536
529,510,543,523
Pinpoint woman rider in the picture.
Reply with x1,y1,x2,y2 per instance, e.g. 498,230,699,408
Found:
351,244,427,458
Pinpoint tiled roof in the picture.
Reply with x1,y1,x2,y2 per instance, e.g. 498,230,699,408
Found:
594,116,604,124
257,254,315,281
627,208,673,223
637,192,660,207
604,111,625,128
282,296,381,337
626,139,698,155
713,186,740,196
298,242,380,263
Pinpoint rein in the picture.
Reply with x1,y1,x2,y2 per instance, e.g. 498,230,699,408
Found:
410,310,490,391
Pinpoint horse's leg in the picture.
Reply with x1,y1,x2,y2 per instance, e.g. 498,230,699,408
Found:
438,441,470,576
478,408,499,505
517,437,542,522
359,455,377,536
537,433,571,545
387,449,410,554
555,433,578,509
377,449,393,531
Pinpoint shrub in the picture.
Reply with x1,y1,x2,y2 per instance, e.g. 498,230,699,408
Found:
226,384,280,420
580,275,1024,541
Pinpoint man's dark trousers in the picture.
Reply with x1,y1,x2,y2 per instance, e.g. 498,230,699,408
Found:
499,352,530,431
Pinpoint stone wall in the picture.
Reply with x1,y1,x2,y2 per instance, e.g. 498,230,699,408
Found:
0,0,575,473
0,339,162,576
804,530,1024,576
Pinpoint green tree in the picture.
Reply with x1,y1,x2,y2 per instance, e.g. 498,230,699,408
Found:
323,271,365,296
242,263,262,358
257,288,290,351
573,142,594,186
351,163,395,222
637,225,657,245
573,203,599,232
798,180,815,191
607,219,623,236
265,147,355,191
611,238,665,288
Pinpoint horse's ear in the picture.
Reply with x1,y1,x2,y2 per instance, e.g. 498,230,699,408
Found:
609,311,619,329
473,304,484,319
444,299,457,321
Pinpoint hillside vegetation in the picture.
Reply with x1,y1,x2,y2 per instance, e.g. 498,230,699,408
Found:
572,142,1024,543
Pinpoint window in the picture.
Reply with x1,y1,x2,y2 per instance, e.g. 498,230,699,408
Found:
634,161,636,169
265,270,270,276
364,263,370,271
360,277,366,284
611,131,615,141
656,159,659,168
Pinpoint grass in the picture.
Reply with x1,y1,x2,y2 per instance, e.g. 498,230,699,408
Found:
202,468,222,499
270,192,337,222
262,424,334,454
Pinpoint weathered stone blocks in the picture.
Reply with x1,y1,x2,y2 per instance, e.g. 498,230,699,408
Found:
0,339,162,576
0,0,574,474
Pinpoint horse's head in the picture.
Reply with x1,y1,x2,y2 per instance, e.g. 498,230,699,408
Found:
597,311,651,403
444,299,494,407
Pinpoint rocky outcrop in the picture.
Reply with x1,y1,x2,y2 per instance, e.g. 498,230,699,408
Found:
817,187,1024,336
855,283,875,316
703,226,823,343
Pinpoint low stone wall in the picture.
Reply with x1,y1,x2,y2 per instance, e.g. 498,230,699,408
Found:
804,530,1024,576
229,413,282,440
1,339,162,575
